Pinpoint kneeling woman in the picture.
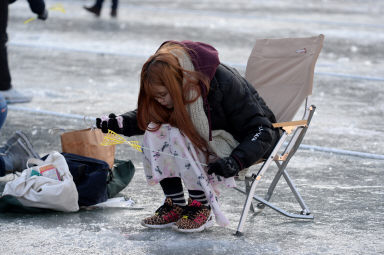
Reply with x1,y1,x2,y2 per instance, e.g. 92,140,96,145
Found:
97,40,280,233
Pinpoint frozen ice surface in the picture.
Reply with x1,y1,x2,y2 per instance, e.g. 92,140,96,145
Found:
1,0,384,254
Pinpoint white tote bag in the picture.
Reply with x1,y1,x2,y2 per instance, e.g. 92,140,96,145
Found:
2,151,79,212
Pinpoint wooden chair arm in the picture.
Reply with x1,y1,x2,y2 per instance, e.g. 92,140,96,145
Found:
272,120,308,134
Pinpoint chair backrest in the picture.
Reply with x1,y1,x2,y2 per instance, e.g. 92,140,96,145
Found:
245,34,324,122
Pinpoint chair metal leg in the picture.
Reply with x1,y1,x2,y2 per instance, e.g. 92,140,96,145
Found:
234,185,314,220
256,162,313,216
244,175,255,212
262,161,286,202
283,170,312,215
252,195,313,219
257,109,315,212
235,172,261,236
235,133,288,235
234,127,315,235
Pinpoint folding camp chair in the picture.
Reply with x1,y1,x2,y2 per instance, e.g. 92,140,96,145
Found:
234,34,324,236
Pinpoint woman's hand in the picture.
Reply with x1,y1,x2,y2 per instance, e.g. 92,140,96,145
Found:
96,113,123,134
207,156,240,178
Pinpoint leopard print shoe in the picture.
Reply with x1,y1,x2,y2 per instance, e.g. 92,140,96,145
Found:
173,198,214,233
141,198,184,229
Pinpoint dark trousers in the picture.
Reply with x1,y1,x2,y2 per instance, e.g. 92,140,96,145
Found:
26,0,46,16
0,0,11,91
0,158,5,177
95,0,119,10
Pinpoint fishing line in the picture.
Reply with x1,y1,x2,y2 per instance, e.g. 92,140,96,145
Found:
101,130,208,167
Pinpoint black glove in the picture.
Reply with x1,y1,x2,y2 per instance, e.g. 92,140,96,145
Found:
207,156,240,178
96,113,123,134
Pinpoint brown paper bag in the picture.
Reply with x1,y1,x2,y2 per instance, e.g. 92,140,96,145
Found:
61,128,115,168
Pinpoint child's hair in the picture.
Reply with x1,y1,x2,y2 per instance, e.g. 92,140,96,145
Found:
137,42,210,156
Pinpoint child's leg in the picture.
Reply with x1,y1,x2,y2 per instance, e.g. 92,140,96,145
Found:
160,177,186,206
169,128,230,227
173,189,214,233
188,189,208,206
142,124,230,228
141,125,186,229
141,177,185,229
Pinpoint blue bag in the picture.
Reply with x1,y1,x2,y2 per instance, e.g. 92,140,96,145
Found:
61,153,109,206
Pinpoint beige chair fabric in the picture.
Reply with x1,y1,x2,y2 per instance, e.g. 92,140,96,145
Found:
245,34,324,122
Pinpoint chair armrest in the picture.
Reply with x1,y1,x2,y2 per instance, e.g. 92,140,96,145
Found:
272,120,307,134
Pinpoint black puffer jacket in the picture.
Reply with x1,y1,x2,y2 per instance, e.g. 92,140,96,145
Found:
120,63,279,170
208,64,278,169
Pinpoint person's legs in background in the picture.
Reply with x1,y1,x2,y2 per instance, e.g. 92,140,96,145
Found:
111,0,118,17
84,0,104,17
0,1,11,94
0,1,32,104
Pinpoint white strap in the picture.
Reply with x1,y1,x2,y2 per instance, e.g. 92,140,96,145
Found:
26,158,45,168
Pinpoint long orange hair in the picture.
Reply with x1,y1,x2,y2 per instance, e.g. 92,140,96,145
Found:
137,42,210,156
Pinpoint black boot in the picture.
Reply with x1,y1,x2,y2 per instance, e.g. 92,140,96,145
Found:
111,9,117,18
83,5,101,17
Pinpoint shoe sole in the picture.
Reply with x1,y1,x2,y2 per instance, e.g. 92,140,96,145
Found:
4,98,32,104
172,215,215,233
140,220,176,229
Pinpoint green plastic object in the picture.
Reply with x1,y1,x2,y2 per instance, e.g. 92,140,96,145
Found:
107,159,135,198
0,195,53,213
